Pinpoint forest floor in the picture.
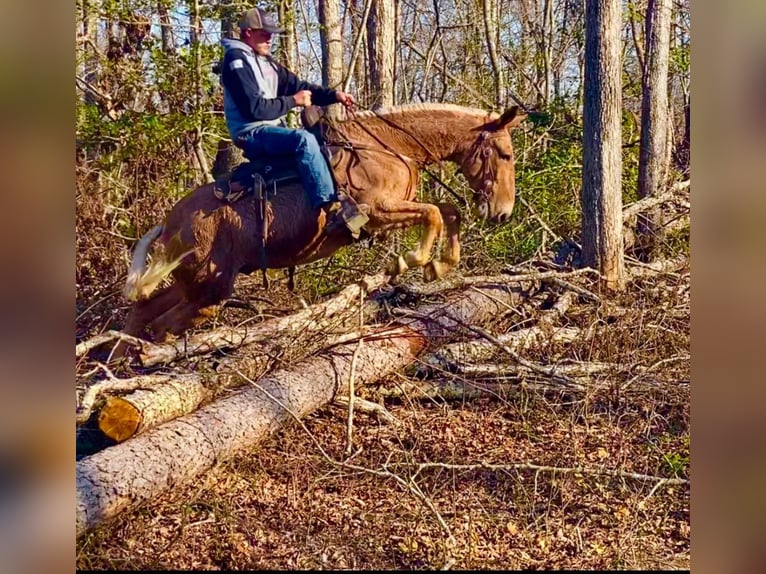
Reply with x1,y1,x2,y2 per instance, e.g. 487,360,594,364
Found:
75,251,690,570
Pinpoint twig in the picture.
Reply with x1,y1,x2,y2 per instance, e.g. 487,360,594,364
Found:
345,288,366,456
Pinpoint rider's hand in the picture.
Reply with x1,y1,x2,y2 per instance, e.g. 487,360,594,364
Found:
335,91,356,110
293,90,313,107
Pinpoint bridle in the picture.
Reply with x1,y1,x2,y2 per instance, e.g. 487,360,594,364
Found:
463,129,504,204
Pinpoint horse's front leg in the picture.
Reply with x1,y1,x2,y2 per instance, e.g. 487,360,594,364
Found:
423,202,462,282
369,200,444,280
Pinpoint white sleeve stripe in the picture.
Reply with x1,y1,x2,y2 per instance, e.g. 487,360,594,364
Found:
230,59,244,70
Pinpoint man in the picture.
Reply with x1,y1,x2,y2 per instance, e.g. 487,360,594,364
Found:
220,7,360,225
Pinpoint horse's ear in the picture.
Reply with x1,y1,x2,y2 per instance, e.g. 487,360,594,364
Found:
494,106,526,130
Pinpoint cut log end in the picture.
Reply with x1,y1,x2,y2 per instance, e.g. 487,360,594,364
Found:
98,396,141,442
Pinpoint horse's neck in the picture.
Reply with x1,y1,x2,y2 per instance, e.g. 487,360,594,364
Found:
341,108,480,162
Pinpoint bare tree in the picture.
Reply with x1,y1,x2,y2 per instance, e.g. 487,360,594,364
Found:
581,0,626,290
212,0,244,178
637,0,673,239
158,0,175,53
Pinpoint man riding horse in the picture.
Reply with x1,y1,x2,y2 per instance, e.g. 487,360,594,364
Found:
220,6,366,235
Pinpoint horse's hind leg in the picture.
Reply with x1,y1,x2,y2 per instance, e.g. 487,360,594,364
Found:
110,284,183,360
151,270,238,340
423,202,462,282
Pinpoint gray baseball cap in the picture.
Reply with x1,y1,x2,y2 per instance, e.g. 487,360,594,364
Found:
238,7,284,34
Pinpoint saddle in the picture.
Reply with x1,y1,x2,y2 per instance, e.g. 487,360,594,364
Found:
213,156,299,204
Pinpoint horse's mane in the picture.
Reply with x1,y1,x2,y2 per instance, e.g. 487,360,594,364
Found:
346,103,496,122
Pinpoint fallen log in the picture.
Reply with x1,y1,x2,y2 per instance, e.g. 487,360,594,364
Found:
446,360,614,378
87,275,387,441
136,273,389,367
76,283,525,537
417,326,581,375
380,375,588,401
96,375,211,442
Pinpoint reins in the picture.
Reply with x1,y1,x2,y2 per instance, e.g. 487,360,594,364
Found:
329,106,471,208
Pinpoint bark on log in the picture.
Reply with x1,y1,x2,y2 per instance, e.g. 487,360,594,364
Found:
76,284,524,537
138,273,389,367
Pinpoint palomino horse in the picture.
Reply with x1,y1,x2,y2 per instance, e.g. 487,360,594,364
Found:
120,103,525,345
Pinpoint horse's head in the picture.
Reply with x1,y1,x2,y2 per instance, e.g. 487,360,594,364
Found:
456,106,526,223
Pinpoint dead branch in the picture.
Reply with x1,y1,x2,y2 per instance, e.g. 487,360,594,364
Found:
333,395,399,425
391,460,688,486
400,268,598,297
456,360,615,378
138,273,389,366
76,330,155,359
418,326,581,375
622,179,690,221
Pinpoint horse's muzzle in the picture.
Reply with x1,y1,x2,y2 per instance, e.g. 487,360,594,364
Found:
476,201,512,224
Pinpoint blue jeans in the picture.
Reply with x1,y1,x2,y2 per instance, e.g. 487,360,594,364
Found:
236,125,336,209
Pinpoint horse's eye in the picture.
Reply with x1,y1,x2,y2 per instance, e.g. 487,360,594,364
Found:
497,152,512,161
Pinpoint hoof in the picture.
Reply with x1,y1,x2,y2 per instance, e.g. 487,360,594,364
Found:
423,260,446,282
386,254,408,277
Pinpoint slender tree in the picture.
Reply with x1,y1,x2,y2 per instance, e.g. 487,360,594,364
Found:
581,0,625,290
319,0,345,119
367,0,396,108
637,0,673,236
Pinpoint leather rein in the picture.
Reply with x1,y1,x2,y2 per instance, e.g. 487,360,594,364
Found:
324,107,502,208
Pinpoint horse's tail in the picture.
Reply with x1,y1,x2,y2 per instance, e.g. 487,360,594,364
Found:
123,225,191,301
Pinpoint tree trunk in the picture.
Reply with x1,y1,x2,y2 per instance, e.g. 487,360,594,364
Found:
158,0,174,53
318,0,344,120
637,0,673,238
366,0,395,108
482,0,505,108
212,5,245,179
581,0,626,291
277,0,298,72
76,284,524,537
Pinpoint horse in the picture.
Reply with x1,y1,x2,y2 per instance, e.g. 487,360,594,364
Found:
118,103,526,348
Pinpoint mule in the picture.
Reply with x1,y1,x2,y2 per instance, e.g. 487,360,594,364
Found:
119,103,526,346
